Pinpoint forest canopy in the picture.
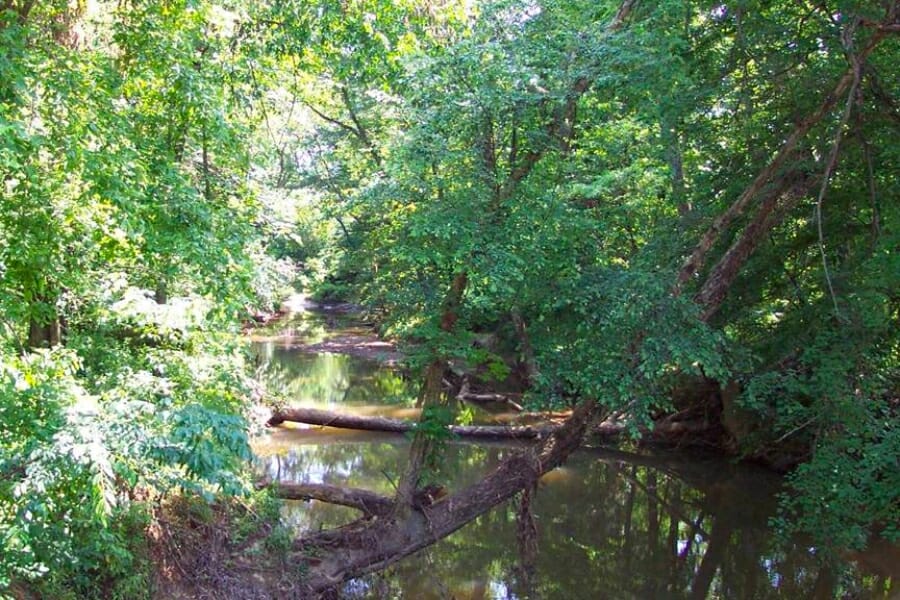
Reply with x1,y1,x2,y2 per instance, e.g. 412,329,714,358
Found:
0,0,898,597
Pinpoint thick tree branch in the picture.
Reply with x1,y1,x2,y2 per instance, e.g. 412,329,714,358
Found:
695,170,816,320
268,482,394,517
674,25,889,294
304,101,362,138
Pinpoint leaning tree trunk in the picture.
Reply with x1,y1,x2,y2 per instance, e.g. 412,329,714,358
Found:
695,169,816,321
674,24,890,295
396,271,468,513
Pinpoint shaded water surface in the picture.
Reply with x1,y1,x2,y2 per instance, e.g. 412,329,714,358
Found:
252,301,898,599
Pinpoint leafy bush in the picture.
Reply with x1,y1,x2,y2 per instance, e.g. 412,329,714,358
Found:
0,294,255,595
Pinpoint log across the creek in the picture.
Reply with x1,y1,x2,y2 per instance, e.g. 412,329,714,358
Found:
266,406,711,440
267,407,556,439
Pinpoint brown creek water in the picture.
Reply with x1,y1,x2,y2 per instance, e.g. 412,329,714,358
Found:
250,299,898,600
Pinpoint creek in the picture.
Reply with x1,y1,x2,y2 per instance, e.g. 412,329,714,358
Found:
250,298,897,599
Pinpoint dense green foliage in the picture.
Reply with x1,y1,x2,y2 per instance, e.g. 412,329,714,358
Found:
0,0,897,595
283,0,899,551
0,1,294,595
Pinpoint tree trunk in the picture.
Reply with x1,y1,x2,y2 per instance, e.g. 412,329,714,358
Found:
695,170,815,321
457,380,525,412
514,483,538,597
661,113,690,218
52,0,87,49
27,316,60,349
510,308,539,386
397,271,468,511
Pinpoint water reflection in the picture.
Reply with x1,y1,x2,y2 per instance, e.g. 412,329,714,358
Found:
439,451,893,599
256,431,897,599
253,344,417,409
251,304,896,599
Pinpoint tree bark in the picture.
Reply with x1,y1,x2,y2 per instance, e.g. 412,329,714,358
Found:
268,482,394,517
695,170,815,321
340,85,382,168
458,386,525,412
510,308,539,386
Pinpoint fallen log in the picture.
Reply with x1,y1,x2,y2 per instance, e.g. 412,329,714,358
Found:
460,392,525,412
268,407,556,439
267,407,717,442
264,482,394,517
459,392,518,403
454,377,525,412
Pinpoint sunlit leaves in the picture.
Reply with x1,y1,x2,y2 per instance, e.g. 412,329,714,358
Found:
0,295,255,592
0,2,272,593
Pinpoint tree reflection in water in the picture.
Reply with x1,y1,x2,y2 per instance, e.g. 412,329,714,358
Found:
254,433,896,599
